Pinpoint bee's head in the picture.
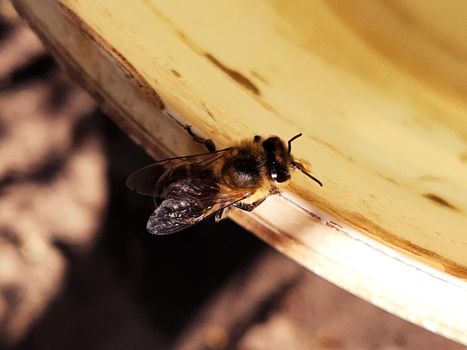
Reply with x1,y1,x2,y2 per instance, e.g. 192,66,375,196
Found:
262,136,293,183
262,134,323,186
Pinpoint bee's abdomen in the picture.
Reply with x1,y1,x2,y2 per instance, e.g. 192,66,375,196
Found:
147,198,205,235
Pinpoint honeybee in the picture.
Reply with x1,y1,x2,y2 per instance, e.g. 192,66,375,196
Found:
126,133,322,235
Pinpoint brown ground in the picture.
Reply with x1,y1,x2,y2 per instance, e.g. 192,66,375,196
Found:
0,3,465,350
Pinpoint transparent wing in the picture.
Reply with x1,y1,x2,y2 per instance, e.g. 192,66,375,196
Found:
146,187,252,235
125,148,232,196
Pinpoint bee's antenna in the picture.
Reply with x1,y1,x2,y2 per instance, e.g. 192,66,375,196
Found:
292,161,323,187
287,133,302,154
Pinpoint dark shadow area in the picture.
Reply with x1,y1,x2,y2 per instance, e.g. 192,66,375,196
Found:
0,118,7,138
43,76,74,113
0,16,13,42
0,53,57,90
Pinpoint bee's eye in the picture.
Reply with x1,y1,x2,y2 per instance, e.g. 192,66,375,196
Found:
271,167,290,183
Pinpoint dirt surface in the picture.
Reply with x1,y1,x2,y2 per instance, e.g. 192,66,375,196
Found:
0,4,465,350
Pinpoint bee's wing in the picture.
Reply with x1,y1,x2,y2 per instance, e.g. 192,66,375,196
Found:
146,188,251,235
125,148,232,196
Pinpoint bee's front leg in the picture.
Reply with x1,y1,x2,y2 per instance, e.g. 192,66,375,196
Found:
234,197,266,212
184,125,216,153
215,197,265,223
215,207,231,222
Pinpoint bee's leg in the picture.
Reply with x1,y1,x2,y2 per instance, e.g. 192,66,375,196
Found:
215,207,231,222
234,197,266,212
269,186,280,195
184,125,216,152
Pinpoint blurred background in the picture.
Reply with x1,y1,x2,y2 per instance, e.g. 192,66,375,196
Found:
0,2,465,350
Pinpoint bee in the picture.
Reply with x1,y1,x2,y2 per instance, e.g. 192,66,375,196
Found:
126,133,322,235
